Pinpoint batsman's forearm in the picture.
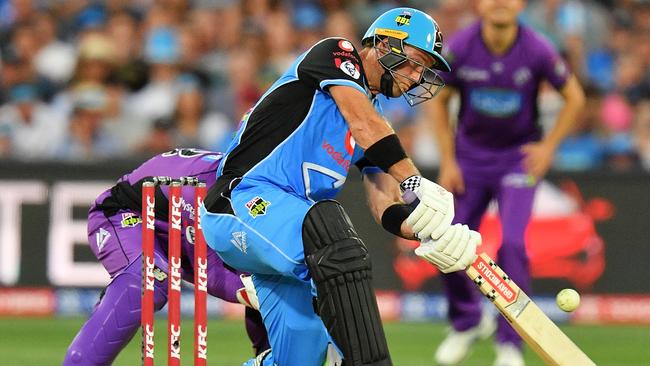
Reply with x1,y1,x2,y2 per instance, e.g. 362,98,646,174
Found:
387,158,421,183
362,172,403,222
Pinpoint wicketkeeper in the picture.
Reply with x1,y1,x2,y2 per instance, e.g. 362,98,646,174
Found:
63,149,268,365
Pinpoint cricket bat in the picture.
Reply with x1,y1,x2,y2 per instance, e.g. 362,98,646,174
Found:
467,253,596,366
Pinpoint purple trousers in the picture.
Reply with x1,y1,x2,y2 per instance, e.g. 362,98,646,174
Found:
62,208,268,365
441,157,537,346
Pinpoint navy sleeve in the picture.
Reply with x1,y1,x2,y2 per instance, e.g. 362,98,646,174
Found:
297,38,367,95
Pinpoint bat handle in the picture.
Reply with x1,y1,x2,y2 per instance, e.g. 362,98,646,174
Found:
466,254,479,271
401,190,419,208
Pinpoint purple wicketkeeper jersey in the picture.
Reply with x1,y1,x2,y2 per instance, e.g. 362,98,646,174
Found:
93,148,223,243
116,148,221,196
441,22,570,157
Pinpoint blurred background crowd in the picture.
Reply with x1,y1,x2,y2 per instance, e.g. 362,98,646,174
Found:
0,0,648,171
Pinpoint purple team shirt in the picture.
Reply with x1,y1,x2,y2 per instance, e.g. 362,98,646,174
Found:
92,149,222,249
441,22,570,159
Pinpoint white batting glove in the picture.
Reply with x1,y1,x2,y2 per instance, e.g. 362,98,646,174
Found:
236,274,260,310
400,175,454,241
414,224,480,273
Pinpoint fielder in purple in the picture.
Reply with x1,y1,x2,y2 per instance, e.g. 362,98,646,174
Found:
427,1,584,365
63,148,269,366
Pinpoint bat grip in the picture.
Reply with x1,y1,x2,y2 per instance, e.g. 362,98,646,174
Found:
401,190,419,209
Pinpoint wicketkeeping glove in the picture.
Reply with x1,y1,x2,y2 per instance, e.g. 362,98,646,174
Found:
236,274,260,310
400,175,454,241
414,224,480,273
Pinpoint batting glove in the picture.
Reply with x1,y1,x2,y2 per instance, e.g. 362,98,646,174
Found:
400,175,454,241
414,224,480,273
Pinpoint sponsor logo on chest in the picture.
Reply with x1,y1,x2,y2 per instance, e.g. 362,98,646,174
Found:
458,66,490,82
332,51,359,63
321,130,355,171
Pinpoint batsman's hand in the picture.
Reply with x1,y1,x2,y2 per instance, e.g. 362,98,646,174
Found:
400,175,454,241
236,274,260,310
414,224,480,273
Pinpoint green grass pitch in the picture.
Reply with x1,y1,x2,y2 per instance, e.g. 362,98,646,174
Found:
1,317,649,365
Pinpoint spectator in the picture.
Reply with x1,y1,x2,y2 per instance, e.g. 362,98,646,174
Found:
6,22,57,101
32,11,77,85
634,100,650,170
135,117,175,155
225,46,262,122
105,10,149,92
54,85,122,161
0,49,26,103
49,32,117,118
259,10,296,89
600,93,637,170
126,26,182,124
0,0,646,165
324,10,358,45
554,87,606,170
292,2,325,51
171,75,233,151
0,83,66,160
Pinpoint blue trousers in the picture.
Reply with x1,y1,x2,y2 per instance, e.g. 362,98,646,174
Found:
201,180,335,366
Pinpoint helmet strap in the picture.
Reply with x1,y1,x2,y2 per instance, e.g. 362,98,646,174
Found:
380,70,395,97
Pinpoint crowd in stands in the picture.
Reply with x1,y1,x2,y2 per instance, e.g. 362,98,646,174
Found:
0,0,648,171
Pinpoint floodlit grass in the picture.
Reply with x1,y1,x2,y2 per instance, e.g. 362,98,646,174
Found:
1,317,648,365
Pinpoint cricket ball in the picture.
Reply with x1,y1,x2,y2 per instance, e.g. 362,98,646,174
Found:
556,288,580,312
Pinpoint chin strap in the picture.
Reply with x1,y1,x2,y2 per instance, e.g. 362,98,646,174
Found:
380,70,395,98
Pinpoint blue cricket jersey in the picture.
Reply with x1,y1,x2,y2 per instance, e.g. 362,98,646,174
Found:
214,38,382,203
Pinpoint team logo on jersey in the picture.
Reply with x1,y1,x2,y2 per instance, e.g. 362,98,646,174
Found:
230,231,248,253
335,58,360,79
338,40,354,52
395,11,411,26
120,213,142,228
245,196,270,218
95,228,110,252
153,266,168,281
514,67,531,86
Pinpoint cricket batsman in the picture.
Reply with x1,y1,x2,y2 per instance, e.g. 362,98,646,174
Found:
199,8,481,366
